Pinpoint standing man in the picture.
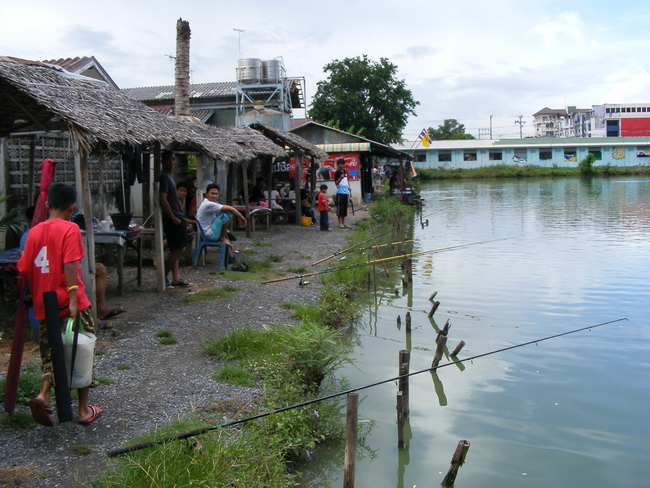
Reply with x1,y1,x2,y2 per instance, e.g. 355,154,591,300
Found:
159,150,190,287
334,158,350,229
18,182,102,426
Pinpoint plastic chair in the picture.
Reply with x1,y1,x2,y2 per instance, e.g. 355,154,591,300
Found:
193,224,228,272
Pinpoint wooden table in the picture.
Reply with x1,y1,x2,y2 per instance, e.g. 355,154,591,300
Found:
84,229,142,295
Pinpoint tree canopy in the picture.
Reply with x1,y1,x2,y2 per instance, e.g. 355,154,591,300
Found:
309,55,419,145
428,119,475,140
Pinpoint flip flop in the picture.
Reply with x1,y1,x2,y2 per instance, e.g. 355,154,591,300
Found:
77,405,102,426
100,307,126,320
98,320,114,330
28,398,54,427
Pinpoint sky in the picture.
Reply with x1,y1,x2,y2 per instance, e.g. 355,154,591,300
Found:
2,0,650,140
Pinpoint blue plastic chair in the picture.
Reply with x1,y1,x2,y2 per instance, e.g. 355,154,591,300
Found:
193,223,228,272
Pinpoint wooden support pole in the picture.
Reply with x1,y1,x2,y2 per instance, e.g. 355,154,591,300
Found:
432,335,447,368
451,340,466,357
396,391,405,449
436,319,451,343
343,392,358,488
396,314,401,327
441,440,471,487
428,300,440,317
398,349,410,419
405,312,411,333
429,291,438,302
404,258,413,283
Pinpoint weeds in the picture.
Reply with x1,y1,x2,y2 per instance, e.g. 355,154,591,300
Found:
181,286,238,305
212,365,255,387
0,362,41,407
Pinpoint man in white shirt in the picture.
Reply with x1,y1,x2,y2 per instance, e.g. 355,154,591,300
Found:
196,184,247,257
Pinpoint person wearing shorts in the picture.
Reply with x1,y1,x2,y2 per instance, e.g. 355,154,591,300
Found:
334,158,350,229
159,150,190,287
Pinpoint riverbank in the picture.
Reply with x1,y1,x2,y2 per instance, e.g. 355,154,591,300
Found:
0,207,370,487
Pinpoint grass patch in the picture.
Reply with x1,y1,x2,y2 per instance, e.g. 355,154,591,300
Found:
70,445,92,456
116,364,132,371
212,365,255,387
95,348,107,356
287,266,308,274
181,286,238,305
0,410,35,428
97,377,114,385
252,238,272,247
204,328,280,360
159,336,177,345
0,465,43,486
0,362,41,408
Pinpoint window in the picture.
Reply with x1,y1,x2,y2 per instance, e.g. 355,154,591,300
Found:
539,149,552,160
564,149,577,162
588,148,602,160
632,107,637,112
637,146,650,158
513,149,527,163
415,153,426,162
438,151,451,162
463,151,477,161
489,151,502,161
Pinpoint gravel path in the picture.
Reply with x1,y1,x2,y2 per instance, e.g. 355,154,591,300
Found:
0,208,369,487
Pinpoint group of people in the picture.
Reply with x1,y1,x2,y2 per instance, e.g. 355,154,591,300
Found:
159,150,247,287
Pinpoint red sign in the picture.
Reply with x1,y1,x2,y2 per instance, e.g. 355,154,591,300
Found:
286,153,360,180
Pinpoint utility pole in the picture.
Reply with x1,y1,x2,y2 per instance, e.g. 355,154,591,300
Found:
233,28,245,59
478,128,490,139
489,115,493,139
514,115,526,139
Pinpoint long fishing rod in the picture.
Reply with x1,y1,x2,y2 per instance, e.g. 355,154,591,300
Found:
311,238,417,266
266,237,512,284
107,317,626,457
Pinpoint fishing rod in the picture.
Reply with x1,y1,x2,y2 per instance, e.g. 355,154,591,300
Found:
311,238,417,266
107,317,627,457
267,237,512,284
311,226,397,266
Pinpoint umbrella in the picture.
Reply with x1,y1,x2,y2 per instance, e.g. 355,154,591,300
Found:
3,158,56,413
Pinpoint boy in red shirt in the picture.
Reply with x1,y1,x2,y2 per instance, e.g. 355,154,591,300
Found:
317,184,332,231
18,182,101,426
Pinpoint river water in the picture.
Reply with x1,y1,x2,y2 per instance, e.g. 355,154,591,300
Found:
299,177,650,488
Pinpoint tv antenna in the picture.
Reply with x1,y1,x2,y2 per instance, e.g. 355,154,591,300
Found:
233,28,245,59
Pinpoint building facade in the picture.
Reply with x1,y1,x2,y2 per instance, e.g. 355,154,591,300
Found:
394,137,650,170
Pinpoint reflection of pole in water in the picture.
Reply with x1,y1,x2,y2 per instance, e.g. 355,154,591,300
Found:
430,371,448,406
396,419,412,488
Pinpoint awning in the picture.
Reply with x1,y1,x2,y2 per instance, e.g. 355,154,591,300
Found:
318,142,371,153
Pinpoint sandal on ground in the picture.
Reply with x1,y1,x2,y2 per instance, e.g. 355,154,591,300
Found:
77,405,102,426
98,320,114,330
170,280,191,287
28,398,54,427
99,307,126,320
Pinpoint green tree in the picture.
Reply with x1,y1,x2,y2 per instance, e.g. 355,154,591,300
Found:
309,55,419,145
428,119,475,140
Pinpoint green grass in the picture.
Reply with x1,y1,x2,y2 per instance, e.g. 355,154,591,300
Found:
116,364,132,371
181,286,238,305
212,365,255,387
252,238,272,247
0,362,41,408
286,266,308,274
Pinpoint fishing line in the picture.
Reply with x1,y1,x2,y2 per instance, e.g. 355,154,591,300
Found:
267,237,512,284
107,317,626,457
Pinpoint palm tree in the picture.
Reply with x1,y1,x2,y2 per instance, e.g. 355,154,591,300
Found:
174,18,191,117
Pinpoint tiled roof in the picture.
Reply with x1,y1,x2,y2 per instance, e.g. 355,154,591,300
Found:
41,56,118,88
122,82,238,102
150,106,213,122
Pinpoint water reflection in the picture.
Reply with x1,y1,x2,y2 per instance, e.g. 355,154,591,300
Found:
299,177,650,488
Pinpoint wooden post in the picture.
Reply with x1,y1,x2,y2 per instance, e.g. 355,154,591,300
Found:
441,440,471,487
398,349,410,418
396,391,405,449
396,314,401,328
432,335,447,368
405,311,411,333
27,138,35,205
294,154,302,226
142,151,151,224
428,301,440,317
429,291,438,302
241,162,251,238
436,319,451,343
77,151,97,322
451,340,466,357
153,142,166,291
343,392,358,488
405,258,412,283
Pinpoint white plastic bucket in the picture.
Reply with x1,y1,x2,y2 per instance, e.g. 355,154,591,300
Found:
62,331,96,388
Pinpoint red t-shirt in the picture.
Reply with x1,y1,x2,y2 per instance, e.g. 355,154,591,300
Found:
18,218,90,320
317,192,330,212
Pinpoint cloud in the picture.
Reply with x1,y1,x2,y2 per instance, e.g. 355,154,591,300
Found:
533,11,585,49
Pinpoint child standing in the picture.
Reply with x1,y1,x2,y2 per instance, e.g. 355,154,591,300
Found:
18,182,102,427
317,184,332,231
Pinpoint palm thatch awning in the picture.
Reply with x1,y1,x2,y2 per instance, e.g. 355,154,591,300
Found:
249,122,327,161
0,57,285,162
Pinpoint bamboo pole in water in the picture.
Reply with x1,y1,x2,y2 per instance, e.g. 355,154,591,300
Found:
428,301,440,317
429,291,438,302
441,440,471,486
405,312,411,333
451,340,466,357
436,319,451,343
396,392,405,449
343,393,358,488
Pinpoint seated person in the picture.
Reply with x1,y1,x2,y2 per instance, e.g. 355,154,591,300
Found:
196,184,247,260
263,187,284,210
300,188,316,224
249,178,267,206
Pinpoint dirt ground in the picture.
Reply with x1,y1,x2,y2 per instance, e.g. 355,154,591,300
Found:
0,206,370,487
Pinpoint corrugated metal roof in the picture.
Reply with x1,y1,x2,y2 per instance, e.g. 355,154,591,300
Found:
150,105,213,122
122,82,238,101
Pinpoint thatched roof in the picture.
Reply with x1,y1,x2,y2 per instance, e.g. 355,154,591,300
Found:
0,57,285,162
249,122,328,161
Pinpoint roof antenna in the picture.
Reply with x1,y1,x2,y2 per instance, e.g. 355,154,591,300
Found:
233,28,245,59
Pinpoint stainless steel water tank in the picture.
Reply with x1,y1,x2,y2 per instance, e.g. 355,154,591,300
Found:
262,59,282,83
237,58,261,84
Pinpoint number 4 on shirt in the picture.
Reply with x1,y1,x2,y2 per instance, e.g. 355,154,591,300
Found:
34,246,50,274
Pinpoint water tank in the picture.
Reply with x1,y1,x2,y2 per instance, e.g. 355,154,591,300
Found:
262,59,283,83
237,58,261,84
